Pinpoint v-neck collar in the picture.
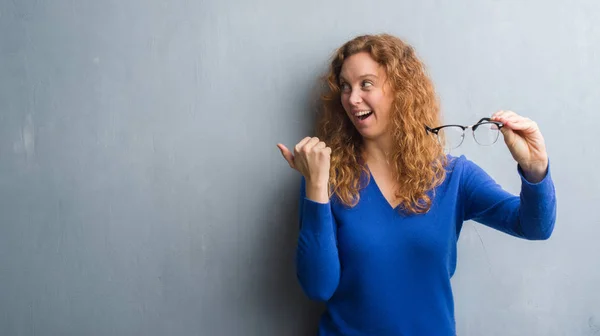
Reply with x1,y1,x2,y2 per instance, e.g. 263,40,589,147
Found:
366,166,401,212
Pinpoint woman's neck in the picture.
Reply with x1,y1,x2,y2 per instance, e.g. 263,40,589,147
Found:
362,134,394,166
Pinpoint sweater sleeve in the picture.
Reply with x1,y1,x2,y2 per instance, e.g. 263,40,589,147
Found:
295,176,341,301
460,156,557,240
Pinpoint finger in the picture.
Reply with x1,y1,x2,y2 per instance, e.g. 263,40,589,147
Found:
494,111,513,133
491,110,508,120
500,126,517,144
497,111,526,125
504,118,538,132
302,137,321,153
492,109,520,122
496,114,519,127
294,137,312,155
314,141,326,151
276,144,296,168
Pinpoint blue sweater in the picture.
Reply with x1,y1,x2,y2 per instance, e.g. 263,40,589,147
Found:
296,155,556,336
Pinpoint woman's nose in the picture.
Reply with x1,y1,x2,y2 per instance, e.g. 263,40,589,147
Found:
349,89,362,105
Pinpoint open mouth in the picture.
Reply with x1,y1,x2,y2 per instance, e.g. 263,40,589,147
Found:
356,110,373,121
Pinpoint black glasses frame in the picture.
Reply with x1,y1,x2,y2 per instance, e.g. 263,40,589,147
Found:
425,117,504,149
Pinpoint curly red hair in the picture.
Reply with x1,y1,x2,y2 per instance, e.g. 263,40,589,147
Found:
317,33,448,215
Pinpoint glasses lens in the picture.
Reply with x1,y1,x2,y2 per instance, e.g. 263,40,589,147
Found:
473,122,501,146
437,126,465,151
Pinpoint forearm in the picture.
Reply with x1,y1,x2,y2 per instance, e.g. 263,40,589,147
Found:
517,162,556,240
463,156,556,240
296,198,341,301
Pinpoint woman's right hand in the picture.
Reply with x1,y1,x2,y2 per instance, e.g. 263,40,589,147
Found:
277,137,331,203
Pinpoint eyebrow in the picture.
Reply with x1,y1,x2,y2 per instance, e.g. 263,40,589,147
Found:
339,74,379,82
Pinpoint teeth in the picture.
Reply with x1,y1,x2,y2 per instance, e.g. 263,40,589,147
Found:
355,110,372,116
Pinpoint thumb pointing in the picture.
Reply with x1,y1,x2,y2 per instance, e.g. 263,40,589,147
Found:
277,144,296,169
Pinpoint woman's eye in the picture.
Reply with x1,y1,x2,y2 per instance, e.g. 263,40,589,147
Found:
362,81,373,88
340,83,350,92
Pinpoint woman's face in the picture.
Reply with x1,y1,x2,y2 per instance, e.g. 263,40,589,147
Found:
339,52,395,141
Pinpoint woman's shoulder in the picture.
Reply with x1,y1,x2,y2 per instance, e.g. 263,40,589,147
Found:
443,154,494,182
444,154,466,171
442,154,484,179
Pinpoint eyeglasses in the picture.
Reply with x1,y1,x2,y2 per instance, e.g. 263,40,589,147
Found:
425,117,504,151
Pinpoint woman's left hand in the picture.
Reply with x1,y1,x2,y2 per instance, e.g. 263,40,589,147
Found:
491,110,549,182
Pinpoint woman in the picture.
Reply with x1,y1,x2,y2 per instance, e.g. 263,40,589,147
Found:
276,34,556,335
